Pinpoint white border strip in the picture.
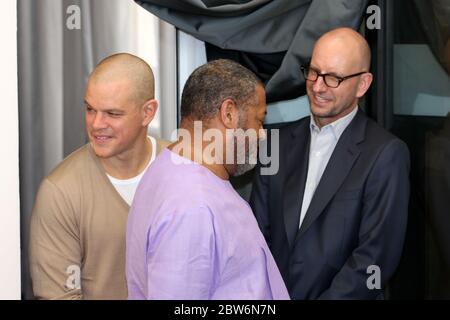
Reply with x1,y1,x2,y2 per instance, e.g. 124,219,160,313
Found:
0,0,21,300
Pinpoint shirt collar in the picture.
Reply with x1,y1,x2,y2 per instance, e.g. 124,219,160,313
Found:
310,106,358,140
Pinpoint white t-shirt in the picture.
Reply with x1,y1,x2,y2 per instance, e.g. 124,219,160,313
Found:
107,136,157,206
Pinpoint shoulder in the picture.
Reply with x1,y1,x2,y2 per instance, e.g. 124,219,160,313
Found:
45,144,95,185
153,137,172,154
353,116,410,174
278,116,309,136
265,116,310,147
32,145,94,222
363,117,409,156
145,201,216,239
174,205,215,222
39,144,105,204
145,205,217,258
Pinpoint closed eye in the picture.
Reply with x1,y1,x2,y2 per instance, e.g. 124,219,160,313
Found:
107,112,122,117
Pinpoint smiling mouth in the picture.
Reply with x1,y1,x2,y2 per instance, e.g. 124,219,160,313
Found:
313,95,332,104
92,134,113,143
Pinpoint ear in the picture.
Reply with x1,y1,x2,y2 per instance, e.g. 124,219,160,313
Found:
141,99,158,126
356,72,373,98
219,99,239,129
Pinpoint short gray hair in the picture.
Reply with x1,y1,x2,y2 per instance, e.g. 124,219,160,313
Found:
181,59,263,121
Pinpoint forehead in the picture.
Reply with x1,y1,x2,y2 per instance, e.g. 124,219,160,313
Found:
311,39,358,74
240,85,266,120
251,85,267,115
85,79,133,108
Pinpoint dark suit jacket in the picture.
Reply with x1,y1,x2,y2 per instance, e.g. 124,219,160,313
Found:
250,109,410,299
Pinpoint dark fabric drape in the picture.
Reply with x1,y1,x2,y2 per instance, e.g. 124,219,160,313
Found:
413,0,450,75
135,0,368,102
426,114,450,298
395,0,450,75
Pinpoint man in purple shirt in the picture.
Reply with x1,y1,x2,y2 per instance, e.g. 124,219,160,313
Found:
126,59,289,300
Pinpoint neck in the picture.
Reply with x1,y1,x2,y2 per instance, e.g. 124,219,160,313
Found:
100,135,152,179
168,127,230,180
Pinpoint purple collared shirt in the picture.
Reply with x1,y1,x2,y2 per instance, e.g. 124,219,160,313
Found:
126,149,289,300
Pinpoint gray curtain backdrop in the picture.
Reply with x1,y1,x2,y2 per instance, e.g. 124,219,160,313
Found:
18,0,176,299
135,0,369,102
414,0,450,73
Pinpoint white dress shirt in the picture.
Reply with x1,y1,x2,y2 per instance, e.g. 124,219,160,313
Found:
298,107,358,228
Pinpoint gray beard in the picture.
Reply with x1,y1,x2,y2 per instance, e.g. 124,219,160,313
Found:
231,111,259,176
231,136,258,177
232,161,257,177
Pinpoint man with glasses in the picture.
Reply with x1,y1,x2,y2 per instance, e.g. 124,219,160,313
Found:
250,28,410,299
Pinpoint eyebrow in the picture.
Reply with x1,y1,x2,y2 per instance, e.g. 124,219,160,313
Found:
309,65,343,78
84,101,124,113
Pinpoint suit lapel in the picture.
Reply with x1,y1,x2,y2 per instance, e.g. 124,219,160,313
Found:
296,110,367,239
283,120,310,248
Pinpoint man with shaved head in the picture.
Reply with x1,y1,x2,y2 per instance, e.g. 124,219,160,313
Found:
251,28,410,299
29,53,169,299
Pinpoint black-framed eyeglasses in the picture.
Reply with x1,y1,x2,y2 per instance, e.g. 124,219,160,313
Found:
300,66,367,88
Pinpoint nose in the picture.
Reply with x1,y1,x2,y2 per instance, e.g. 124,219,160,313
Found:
91,112,107,130
312,75,327,93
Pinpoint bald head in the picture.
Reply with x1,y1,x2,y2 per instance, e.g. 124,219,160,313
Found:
314,28,371,72
306,28,373,128
89,53,155,106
